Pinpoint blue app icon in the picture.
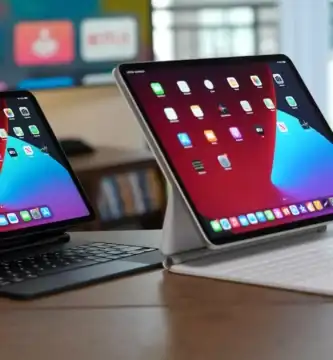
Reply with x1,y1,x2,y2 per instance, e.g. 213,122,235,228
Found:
40,207,52,218
247,213,258,224
177,133,192,147
298,204,308,214
255,211,266,223
289,205,300,216
7,213,19,224
0,215,8,226
220,218,232,230
238,215,249,226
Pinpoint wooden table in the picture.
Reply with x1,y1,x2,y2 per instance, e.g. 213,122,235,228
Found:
0,230,331,360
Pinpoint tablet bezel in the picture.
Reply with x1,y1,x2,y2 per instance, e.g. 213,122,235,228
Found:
117,54,333,247
0,90,94,241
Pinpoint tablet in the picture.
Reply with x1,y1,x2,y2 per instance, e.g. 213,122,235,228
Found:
0,90,93,239
115,55,333,247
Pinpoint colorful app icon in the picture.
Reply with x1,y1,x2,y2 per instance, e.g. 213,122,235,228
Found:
80,17,137,62
273,73,284,85
229,217,240,228
7,213,19,224
306,202,316,212
217,154,231,170
273,208,283,219
7,148,18,157
40,207,52,218
204,79,214,90
3,108,14,118
240,100,252,113
250,75,262,87
23,145,34,156
255,125,265,136
30,208,42,219
264,210,275,221
277,122,288,133
247,213,258,225
281,207,291,216
13,127,24,137
0,129,7,139
20,210,32,222
227,77,239,89
19,107,30,116
255,211,266,223
229,127,243,141
218,104,230,116
177,133,192,148
164,107,178,122
238,215,249,226
14,21,74,65
298,204,308,214
191,105,204,118
204,130,217,143
177,81,190,94
289,205,300,215
151,82,164,96
263,98,275,110
313,200,323,211
210,220,222,232
29,125,40,136
286,96,297,107
220,218,232,230
192,160,205,173
0,215,8,226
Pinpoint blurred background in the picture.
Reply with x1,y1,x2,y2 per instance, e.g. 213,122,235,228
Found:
0,0,329,232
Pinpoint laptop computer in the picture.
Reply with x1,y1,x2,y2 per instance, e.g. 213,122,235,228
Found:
115,54,333,296
0,90,162,299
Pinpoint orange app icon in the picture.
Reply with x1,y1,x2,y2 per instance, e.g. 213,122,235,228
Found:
204,130,217,143
14,21,74,65
313,200,323,211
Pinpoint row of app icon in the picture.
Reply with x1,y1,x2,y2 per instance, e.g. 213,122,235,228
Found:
3,107,30,118
12,17,137,66
210,199,330,232
177,118,305,151
163,96,297,122
0,125,40,140
151,73,285,97
0,206,52,226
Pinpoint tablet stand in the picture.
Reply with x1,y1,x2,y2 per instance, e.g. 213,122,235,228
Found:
161,184,327,268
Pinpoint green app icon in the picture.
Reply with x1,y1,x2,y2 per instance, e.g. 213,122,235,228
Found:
210,220,222,232
264,210,275,221
150,82,164,96
29,125,40,136
20,210,31,222
285,96,297,107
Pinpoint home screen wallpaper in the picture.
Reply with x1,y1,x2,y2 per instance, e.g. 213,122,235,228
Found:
0,94,90,232
124,59,333,240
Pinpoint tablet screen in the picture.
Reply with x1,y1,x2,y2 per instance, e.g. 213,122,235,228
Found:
120,56,333,245
0,91,92,235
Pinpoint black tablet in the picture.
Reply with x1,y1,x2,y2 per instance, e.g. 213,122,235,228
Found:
116,55,333,247
0,90,93,239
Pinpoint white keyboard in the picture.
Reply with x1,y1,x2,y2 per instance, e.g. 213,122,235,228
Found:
172,228,333,296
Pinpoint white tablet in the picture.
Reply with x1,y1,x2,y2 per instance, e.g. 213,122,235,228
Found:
115,55,333,248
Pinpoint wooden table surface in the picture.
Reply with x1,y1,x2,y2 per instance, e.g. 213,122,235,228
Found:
1,230,332,360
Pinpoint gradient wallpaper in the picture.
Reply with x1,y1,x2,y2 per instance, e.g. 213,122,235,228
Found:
0,95,90,232
124,60,333,239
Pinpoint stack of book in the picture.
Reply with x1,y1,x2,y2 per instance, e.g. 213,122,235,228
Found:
97,167,165,222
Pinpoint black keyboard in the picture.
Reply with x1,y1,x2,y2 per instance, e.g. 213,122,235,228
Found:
0,242,156,287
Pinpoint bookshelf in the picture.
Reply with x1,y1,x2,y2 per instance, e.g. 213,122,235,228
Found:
68,146,167,231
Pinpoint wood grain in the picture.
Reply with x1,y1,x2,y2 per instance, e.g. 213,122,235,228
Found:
0,230,332,360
